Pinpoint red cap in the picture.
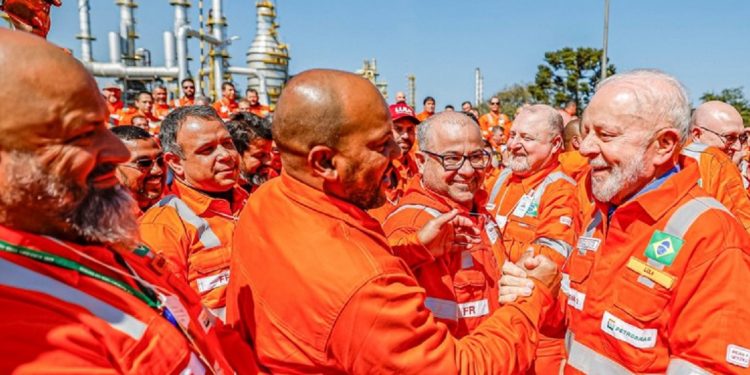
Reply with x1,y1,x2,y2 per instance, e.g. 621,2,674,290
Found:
389,102,420,124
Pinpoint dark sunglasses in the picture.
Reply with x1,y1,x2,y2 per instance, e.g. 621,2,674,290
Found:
128,156,165,170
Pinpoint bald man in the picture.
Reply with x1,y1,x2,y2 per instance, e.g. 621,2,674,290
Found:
226,69,560,374
682,101,750,230
0,29,257,374
559,118,590,181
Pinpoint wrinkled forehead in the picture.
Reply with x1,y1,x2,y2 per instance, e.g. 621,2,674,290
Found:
430,121,483,151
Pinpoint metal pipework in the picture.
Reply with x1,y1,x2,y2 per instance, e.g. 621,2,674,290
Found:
164,31,176,69
226,66,269,105
77,0,94,63
211,0,225,98
85,63,179,79
108,31,121,63
117,0,137,66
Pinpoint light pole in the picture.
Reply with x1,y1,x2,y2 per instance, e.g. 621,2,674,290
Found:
601,0,611,81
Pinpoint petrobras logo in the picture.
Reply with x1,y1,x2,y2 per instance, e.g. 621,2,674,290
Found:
600,311,657,349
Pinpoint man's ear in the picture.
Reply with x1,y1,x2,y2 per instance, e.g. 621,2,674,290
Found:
164,152,184,179
653,128,681,164
689,126,702,143
572,135,581,150
551,134,563,154
309,145,338,182
414,151,427,175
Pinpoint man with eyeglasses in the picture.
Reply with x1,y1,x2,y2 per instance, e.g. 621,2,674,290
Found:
382,111,525,338
112,126,166,214
486,104,580,374
139,106,247,321
679,100,750,230
479,97,511,141
171,78,196,108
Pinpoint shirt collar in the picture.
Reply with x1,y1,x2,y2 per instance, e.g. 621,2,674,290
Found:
170,179,248,216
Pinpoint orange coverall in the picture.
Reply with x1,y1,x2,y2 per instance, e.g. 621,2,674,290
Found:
381,177,505,338
563,162,750,374
416,110,433,122
680,142,750,231
0,224,259,374
139,179,248,321
171,96,195,108
368,153,419,222
212,97,239,119
248,103,271,118
479,112,511,140
486,162,580,374
558,150,590,182
153,102,171,120
226,172,554,374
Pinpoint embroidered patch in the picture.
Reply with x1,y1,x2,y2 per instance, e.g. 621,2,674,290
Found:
644,230,684,266
600,311,657,349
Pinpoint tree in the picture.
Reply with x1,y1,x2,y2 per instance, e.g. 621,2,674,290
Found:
700,87,750,126
480,83,534,118
528,47,615,114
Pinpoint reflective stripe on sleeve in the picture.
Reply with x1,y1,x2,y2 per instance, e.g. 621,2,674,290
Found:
566,333,634,375
0,257,148,340
487,168,513,205
157,195,222,249
663,197,730,238
665,358,711,375
424,297,490,321
384,204,442,222
534,236,573,258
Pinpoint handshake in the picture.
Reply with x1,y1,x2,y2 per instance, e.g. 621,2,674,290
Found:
499,250,561,303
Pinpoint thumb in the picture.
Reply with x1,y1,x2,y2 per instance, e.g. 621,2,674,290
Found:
430,209,459,229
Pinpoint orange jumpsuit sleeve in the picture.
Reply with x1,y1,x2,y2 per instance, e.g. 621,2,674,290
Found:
530,180,580,266
328,272,552,374
668,245,750,373
704,156,750,231
388,229,435,270
139,211,191,283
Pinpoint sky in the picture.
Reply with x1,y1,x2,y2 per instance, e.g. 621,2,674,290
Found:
47,0,750,111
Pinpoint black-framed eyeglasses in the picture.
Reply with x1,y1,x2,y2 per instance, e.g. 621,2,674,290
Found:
698,126,747,146
421,150,490,171
125,156,165,171
490,102,500,105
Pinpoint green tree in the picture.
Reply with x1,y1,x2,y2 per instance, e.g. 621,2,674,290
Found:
700,87,750,126
528,47,615,114
480,83,534,118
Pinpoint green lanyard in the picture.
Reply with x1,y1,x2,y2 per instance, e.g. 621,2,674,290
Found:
0,239,159,309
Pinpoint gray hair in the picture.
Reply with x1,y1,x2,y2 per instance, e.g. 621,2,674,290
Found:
520,104,564,138
596,69,691,141
160,105,223,157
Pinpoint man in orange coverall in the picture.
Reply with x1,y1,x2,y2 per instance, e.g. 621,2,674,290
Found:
542,69,750,374
0,29,258,374
139,105,247,321
381,111,507,338
485,104,579,374
226,69,561,374
368,101,421,221
558,119,589,181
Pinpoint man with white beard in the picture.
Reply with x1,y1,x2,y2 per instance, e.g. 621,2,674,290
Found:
0,29,258,374
485,104,580,374
558,70,750,373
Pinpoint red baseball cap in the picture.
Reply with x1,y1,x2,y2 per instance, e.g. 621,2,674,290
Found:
389,102,420,125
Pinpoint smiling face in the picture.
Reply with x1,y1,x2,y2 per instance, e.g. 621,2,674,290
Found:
418,114,486,207
392,118,417,155
506,109,562,177
116,138,165,210
167,117,240,193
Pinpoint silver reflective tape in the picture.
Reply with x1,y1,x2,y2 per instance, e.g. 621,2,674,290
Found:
567,334,634,375
461,251,474,269
424,297,457,321
585,210,602,237
487,169,513,205
158,195,222,249
665,358,711,375
179,352,207,375
663,197,730,239
535,236,572,258
209,306,227,323
0,258,147,340
384,204,442,223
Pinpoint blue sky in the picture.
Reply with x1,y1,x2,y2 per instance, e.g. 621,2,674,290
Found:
47,1,750,111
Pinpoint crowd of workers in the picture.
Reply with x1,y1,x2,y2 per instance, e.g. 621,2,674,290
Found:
1,26,750,375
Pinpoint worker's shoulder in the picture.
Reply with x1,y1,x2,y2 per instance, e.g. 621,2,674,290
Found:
382,202,442,232
679,189,750,262
138,195,192,229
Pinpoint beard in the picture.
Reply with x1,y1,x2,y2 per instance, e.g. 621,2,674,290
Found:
508,154,531,173
340,161,387,210
590,150,645,203
0,151,139,248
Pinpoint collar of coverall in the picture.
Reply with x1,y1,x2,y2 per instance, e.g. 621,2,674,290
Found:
169,178,248,216
510,160,560,192
405,175,490,216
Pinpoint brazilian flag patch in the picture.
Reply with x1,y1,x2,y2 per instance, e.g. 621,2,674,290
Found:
526,202,539,217
644,230,683,266
133,245,151,257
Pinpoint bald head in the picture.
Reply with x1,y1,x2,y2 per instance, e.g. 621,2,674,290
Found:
273,69,388,158
690,100,745,157
417,112,483,151
0,29,105,150
564,119,582,151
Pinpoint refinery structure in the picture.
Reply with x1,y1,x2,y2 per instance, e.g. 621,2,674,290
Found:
75,0,289,105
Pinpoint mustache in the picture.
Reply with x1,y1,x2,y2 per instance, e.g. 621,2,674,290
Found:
589,158,608,168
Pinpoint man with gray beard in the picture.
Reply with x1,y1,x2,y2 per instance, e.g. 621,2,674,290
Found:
485,104,580,374
0,29,258,374
527,70,750,373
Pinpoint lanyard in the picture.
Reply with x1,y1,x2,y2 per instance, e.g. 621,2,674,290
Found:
0,239,159,309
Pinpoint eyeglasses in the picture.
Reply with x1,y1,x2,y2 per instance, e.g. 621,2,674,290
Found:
182,85,195,90
421,150,490,171
124,156,165,171
490,102,500,105
698,126,747,146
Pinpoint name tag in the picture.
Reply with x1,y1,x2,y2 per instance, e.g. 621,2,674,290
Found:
160,293,191,328
196,270,231,293
457,299,489,318
512,194,534,218
626,257,676,290
567,287,586,311
495,215,508,230
577,236,601,253
601,311,657,349
485,221,499,244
